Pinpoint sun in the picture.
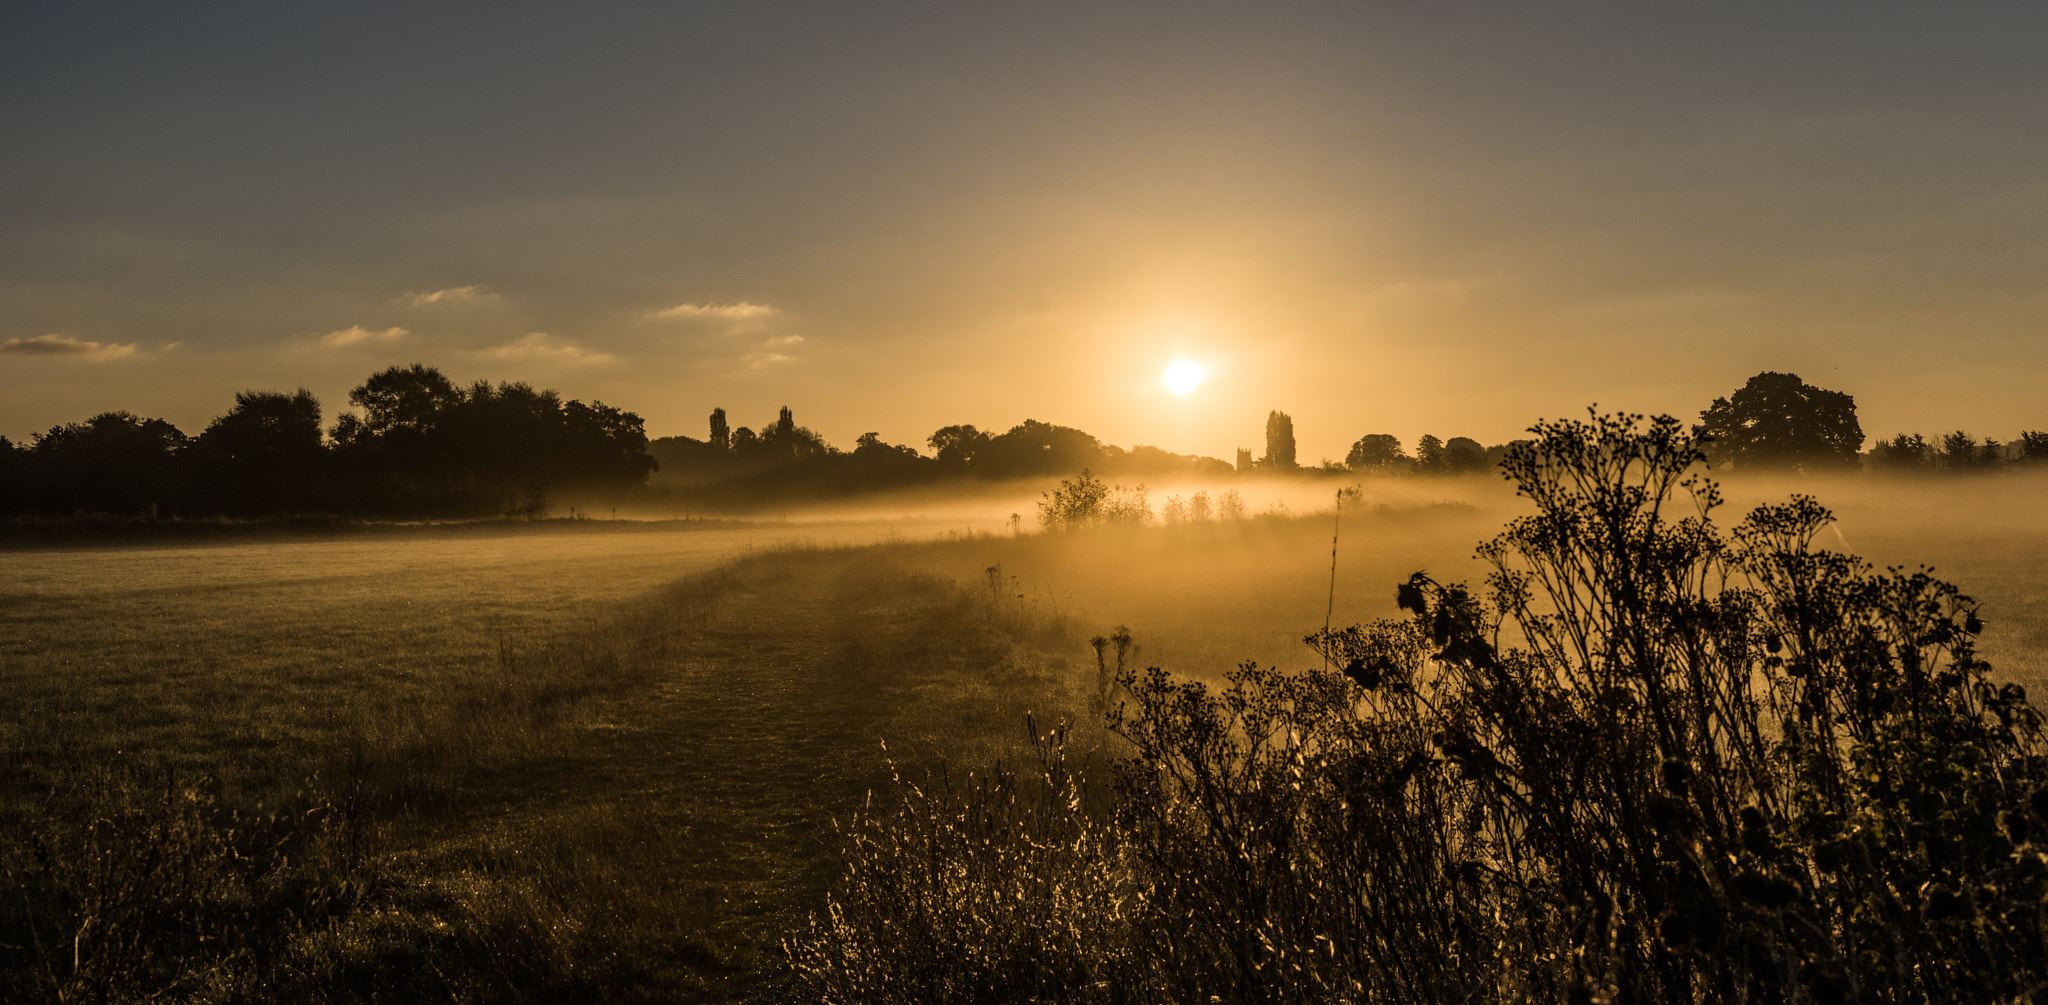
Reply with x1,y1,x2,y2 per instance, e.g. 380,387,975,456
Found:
1162,358,1206,396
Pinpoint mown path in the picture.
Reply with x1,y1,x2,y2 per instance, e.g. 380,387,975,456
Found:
398,545,1083,1002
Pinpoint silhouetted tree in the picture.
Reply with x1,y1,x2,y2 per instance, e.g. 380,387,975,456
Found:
928,425,989,468
347,363,463,437
331,365,655,515
1443,436,1487,473
1102,444,1234,479
0,435,29,515
709,407,730,451
731,426,758,452
1415,434,1447,474
31,412,189,517
1696,371,1864,472
1262,411,1297,470
977,419,1105,479
193,389,325,514
1870,432,1933,472
332,364,464,495
1345,434,1405,472
1938,430,1994,472
561,399,657,486
749,405,832,462
2018,431,2048,464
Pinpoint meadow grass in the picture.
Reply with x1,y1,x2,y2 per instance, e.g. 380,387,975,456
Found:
4,469,2048,1001
0,522,1082,1001
792,424,2048,1004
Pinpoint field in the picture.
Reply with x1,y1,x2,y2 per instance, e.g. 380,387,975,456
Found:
4,472,2048,1001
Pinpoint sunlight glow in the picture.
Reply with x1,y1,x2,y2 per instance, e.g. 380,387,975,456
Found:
1162,358,1206,396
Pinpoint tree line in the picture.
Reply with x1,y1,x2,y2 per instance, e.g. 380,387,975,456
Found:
0,364,654,520
645,412,1236,507
5,366,2041,522
1694,371,2046,474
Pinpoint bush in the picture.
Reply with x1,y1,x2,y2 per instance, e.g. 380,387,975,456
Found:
1038,471,1152,530
794,411,2048,1003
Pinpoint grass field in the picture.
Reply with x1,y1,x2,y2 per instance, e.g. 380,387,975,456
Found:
3,473,2046,1001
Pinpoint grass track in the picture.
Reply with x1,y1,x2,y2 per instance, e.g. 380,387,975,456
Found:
2,533,1080,1002
335,546,1082,1001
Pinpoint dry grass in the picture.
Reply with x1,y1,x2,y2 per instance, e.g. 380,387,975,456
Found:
4,472,2048,1001
0,522,1083,1002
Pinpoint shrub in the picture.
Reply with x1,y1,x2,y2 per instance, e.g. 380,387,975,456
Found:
795,410,2048,1003
1038,471,1152,530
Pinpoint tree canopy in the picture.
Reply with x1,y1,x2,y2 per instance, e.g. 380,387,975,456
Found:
1696,371,1864,472
1262,411,1298,470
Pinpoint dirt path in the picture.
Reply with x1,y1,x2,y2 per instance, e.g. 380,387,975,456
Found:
398,546,1085,1001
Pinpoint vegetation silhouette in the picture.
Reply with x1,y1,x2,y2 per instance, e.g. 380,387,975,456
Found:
1,364,656,522
192,390,326,516
647,411,1233,509
1698,371,1865,472
5,364,2043,527
795,410,2048,1004
1262,410,1299,471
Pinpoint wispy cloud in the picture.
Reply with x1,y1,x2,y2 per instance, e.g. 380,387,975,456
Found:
737,333,808,370
740,351,798,369
650,301,778,321
401,285,497,308
317,325,409,347
475,332,615,364
0,333,139,361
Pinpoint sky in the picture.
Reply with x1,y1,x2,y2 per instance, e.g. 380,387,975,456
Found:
4,3,2047,463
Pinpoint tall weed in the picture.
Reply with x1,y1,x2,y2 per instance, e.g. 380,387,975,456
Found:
795,411,2048,1003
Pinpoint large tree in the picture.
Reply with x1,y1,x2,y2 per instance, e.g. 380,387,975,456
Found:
927,424,988,468
1696,371,1863,472
1345,433,1405,471
193,389,325,513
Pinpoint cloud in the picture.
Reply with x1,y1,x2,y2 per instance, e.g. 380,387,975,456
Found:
650,301,778,321
0,333,139,361
740,351,798,370
475,332,615,364
736,333,808,370
401,285,497,308
317,325,409,347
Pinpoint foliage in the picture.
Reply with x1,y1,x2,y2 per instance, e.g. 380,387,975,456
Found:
927,424,989,468
1871,432,1933,472
0,365,656,521
1345,433,1406,471
1698,370,1865,472
2020,431,2048,464
1263,410,1299,470
796,410,2048,1003
1940,430,1997,471
25,412,190,517
1871,429,2048,474
192,389,327,515
1443,435,1487,472
1346,433,1488,476
332,367,655,516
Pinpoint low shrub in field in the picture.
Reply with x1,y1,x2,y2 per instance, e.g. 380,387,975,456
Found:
794,411,2048,1003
